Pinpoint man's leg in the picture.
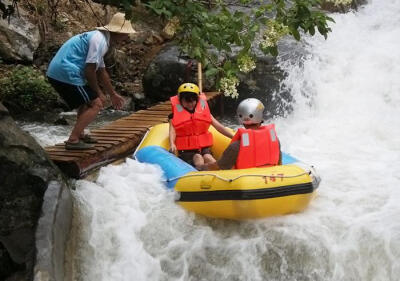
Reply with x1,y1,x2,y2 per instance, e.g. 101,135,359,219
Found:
75,105,95,141
75,105,86,139
67,98,103,143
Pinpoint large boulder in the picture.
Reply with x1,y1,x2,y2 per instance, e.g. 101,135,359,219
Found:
0,102,71,281
142,44,201,102
142,43,291,118
0,1,40,63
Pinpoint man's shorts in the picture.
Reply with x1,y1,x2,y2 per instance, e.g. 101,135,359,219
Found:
178,147,212,166
48,77,98,109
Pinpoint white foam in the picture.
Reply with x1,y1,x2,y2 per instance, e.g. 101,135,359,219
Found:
22,1,400,279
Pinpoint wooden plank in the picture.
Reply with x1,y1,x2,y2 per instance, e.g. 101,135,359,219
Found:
90,133,142,137
147,105,171,110
45,147,98,155
90,132,139,138
91,146,108,152
135,110,171,116
129,113,168,120
92,142,113,147
120,116,168,121
48,151,93,157
52,143,108,151
102,126,150,131
103,124,149,129
44,92,223,178
126,112,168,118
121,118,168,123
148,108,171,112
91,129,144,135
132,113,170,118
94,140,122,145
49,155,81,161
113,118,162,123
87,136,129,141
114,119,164,124
46,146,93,151
100,127,148,132
112,120,162,126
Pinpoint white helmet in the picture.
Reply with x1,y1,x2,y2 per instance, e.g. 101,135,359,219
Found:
237,98,265,125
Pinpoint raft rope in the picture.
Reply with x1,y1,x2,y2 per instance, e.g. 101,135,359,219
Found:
165,170,312,183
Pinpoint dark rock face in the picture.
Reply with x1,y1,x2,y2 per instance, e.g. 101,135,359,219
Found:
143,44,204,102
235,56,290,120
0,102,68,280
142,44,292,120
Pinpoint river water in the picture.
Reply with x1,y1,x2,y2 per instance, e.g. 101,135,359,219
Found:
22,1,400,280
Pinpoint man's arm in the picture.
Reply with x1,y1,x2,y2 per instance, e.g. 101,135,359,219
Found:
84,63,106,105
96,67,124,110
211,116,234,138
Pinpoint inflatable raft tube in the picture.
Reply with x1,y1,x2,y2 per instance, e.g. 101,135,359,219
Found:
135,123,320,219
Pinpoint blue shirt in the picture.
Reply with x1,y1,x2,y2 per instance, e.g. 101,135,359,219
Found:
47,30,109,86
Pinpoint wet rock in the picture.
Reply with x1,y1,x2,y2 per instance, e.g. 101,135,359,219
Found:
142,44,202,102
0,102,70,280
0,242,23,280
54,116,69,126
0,1,40,63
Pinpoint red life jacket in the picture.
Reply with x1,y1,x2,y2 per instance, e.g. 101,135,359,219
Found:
231,124,280,169
170,94,213,150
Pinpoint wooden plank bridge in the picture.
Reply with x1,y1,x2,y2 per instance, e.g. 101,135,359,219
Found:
45,92,223,178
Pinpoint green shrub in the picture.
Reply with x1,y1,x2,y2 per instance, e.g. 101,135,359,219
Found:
0,65,62,114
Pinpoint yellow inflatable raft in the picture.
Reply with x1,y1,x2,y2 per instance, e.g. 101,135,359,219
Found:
135,123,320,220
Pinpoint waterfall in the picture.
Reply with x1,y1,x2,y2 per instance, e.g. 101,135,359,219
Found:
22,1,400,280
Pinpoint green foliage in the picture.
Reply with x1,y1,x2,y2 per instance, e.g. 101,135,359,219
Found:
136,0,334,97
2,1,334,98
85,0,335,97
0,66,61,113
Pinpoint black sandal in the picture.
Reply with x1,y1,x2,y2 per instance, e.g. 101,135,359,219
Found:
80,134,98,144
65,140,94,150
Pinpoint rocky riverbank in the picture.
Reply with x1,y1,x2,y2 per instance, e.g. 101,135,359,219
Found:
0,1,170,279
0,0,170,119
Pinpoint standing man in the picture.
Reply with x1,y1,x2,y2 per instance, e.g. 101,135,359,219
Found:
47,12,135,150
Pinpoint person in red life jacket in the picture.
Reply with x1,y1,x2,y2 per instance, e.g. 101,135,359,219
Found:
199,98,282,171
169,83,234,169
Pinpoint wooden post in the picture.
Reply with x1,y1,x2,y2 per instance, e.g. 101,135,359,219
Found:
197,62,202,93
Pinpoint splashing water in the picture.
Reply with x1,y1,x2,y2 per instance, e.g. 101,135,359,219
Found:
23,1,400,280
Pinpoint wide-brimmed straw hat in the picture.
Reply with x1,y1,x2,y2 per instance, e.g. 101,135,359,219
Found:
96,12,136,34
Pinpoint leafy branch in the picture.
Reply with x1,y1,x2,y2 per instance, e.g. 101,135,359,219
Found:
135,0,333,97
88,1,334,97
